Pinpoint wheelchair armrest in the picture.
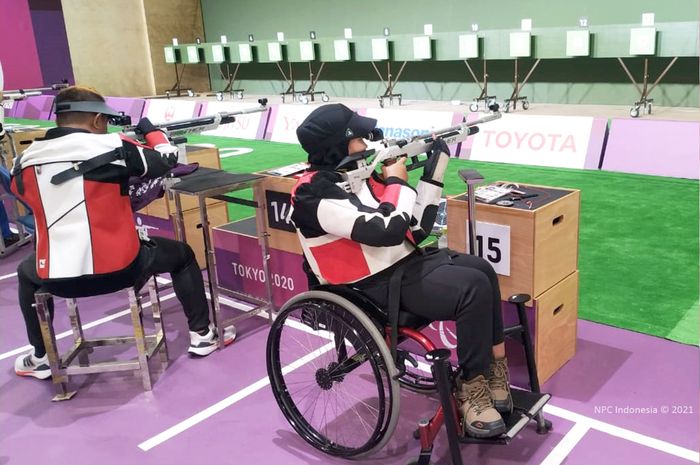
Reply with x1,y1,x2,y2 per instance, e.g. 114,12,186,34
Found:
507,293,531,305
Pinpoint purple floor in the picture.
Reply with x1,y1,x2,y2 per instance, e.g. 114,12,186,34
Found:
1,247,698,465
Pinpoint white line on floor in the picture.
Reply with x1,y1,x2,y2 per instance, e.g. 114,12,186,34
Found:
0,272,18,281
539,422,591,465
543,404,700,463
137,341,336,451
0,292,177,361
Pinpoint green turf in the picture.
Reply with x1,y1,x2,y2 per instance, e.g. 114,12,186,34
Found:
186,134,700,346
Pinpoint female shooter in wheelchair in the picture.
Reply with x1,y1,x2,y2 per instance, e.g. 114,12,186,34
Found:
269,104,512,444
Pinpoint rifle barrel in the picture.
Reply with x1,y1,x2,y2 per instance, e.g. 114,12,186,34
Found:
122,104,268,138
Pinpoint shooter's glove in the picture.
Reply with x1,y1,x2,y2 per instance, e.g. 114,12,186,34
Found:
157,144,179,168
136,117,178,166
421,138,450,186
135,117,160,136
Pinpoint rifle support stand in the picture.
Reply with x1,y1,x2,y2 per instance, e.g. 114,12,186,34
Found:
372,61,407,108
503,59,540,112
464,60,497,112
617,57,678,118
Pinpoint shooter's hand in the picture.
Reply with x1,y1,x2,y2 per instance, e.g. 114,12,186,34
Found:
381,156,408,182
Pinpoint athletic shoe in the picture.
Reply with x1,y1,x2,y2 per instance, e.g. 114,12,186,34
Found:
188,324,236,357
488,357,514,414
14,350,51,380
456,374,506,438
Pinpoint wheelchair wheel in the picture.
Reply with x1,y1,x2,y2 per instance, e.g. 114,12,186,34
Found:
267,291,400,458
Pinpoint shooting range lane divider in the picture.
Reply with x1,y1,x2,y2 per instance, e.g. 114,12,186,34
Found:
104,97,146,127
8,95,56,120
142,99,203,125
601,118,700,179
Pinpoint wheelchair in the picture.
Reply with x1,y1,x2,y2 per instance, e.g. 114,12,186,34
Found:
266,283,553,464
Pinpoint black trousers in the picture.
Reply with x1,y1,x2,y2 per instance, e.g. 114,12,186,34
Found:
357,251,504,380
18,237,210,357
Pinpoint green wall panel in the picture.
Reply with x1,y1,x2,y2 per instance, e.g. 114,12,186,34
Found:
199,0,699,106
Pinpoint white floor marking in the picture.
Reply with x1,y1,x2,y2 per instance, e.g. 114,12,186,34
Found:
0,272,18,281
0,292,176,361
138,341,336,451
539,422,590,465
542,404,700,463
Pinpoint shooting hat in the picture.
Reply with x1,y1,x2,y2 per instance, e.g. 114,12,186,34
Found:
296,104,378,169
53,100,123,118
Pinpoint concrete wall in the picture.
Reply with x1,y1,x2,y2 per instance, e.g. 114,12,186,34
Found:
62,0,155,96
143,0,210,95
61,0,209,97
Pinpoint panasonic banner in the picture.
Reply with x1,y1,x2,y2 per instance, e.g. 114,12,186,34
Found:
362,108,464,155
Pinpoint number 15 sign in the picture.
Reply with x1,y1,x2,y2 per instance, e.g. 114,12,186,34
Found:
465,221,511,276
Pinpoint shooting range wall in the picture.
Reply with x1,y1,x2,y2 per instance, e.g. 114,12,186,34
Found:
199,0,699,107
60,0,208,96
143,0,210,95
0,0,73,89
62,0,156,96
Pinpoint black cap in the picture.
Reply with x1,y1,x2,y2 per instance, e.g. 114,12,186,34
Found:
296,104,377,169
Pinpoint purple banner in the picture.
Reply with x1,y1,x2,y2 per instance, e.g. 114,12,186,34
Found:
29,0,74,86
213,226,308,308
0,0,43,89
602,119,700,179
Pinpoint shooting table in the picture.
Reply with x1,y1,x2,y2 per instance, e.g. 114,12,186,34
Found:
166,167,271,349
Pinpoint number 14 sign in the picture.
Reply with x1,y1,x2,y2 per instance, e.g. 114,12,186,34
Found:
464,221,511,276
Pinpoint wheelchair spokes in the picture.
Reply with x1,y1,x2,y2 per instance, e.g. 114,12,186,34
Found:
267,293,400,457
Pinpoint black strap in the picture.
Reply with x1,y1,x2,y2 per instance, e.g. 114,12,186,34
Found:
387,258,410,366
50,147,124,185
301,254,321,289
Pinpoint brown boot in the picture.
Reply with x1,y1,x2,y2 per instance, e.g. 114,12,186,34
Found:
488,357,513,414
456,375,506,438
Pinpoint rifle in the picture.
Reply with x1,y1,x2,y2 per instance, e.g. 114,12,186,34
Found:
337,110,502,193
2,80,70,102
121,98,268,143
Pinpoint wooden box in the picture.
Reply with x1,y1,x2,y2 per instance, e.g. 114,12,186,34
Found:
255,174,302,254
419,269,579,386
503,270,579,386
148,145,222,219
1,128,47,166
447,183,580,300
134,201,229,269
176,201,230,269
